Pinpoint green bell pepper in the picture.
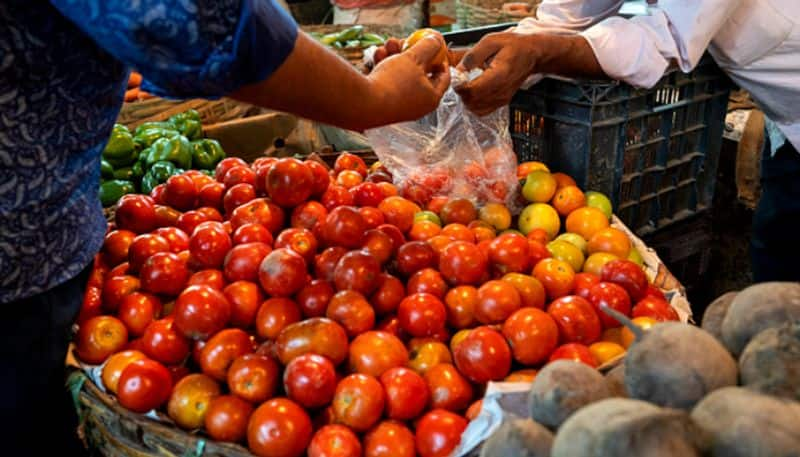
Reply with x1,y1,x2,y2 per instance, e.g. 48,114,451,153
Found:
131,161,144,180
112,167,135,181
99,179,136,207
140,172,159,195
149,160,179,183
134,127,180,149
134,121,175,136
100,160,114,179
190,139,226,169
145,135,192,169
169,110,203,140
102,124,136,166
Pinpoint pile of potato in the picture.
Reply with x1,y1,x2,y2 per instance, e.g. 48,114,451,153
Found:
479,281,800,457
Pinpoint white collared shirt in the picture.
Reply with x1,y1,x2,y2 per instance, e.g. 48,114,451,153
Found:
516,0,800,153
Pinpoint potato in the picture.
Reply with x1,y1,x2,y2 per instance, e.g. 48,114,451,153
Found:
527,360,611,429
739,322,800,400
721,282,800,355
691,387,800,457
552,398,703,457
479,417,553,457
701,291,737,341
604,364,627,398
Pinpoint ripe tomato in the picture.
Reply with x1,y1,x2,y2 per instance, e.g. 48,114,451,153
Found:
364,420,416,457
223,166,256,189
115,194,156,234
274,228,317,265
362,229,395,265
371,273,405,316
117,358,172,413
188,269,226,290
424,363,473,412
163,174,198,211
380,367,429,421
349,331,409,377
75,316,128,365
222,242,271,283
326,290,376,337
332,374,385,432
189,223,232,269
334,152,368,177
167,373,220,429
232,223,272,246
527,239,552,269
266,158,313,207
215,157,248,183
256,297,302,340
632,296,679,321
500,273,546,309
407,268,448,299
407,339,452,375
488,233,531,274
396,241,437,277
573,272,601,299
398,293,446,338
101,274,140,312
453,326,511,383
248,398,312,457
548,343,597,367
322,206,366,249
223,281,264,329
229,198,273,233
314,246,347,282
283,353,337,408
444,285,478,329
152,227,190,254
352,182,385,207
415,409,468,457
333,250,381,295
274,318,349,366
140,252,189,296
176,210,211,236
588,282,632,328
440,223,475,243
173,285,232,340
258,248,307,297
321,184,355,211
295,279,334,318
439,241,488,286
118,292,162,337
227,353,280,404
378,196,418,233
199,328,255,381
533,258,576,299
103,229,136,266
291,201,328,231
440,198,477,225
305,160,331,197
141,317,191,365
502,307,559,365
475,279,521,324
204,394,254,443
308,425,362,457
128,233,170,273
600,259,648,302
548,295,602,345
223,183,257,215
198,182,226,210
101,350,146,394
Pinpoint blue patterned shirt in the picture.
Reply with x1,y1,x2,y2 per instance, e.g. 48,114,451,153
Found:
0,0,297,303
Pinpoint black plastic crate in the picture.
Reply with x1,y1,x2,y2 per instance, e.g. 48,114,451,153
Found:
509,56,731,235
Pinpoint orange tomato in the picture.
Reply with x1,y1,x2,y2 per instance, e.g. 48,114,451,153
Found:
427,196,449,214
407,339,452,375
501,273,546,309
532,258,576,299
504,369,538,383
427,235,453,258
621,317,658,348
551,172,577,189
526,228,549,245
336,170,363,189
583,252,619,276
472,226,496,243
552,186,586,216
587,227,631,258
589,341,625,365
379,196,418,233
565,207,610,240
516,161,550,179
101,350,147,394
409,220,442,241
477,203,511,231
601,327,624,345
441,223,475,243
377,182,398,198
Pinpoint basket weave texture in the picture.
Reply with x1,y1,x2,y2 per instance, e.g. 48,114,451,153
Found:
456,0,538,28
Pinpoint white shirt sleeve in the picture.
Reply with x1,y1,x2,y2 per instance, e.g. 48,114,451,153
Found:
580,0,746,88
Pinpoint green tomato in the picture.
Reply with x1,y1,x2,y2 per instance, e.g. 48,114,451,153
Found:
585,191,613,219
628,247,645,267
555,233,588,255
546,240,585,272
414,210,442,226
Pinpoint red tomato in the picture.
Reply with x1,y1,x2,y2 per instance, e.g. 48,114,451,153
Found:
117,359,172,413
488,233,531,274
304,160,331,197
232,223,273,245
283,353,337,409
475,279,522,324
322,206,366,249
309,426,362,457
397,293,447,338
370,273,406,316
199,328,255,381
363,421,416,457
548,295,602,345
188,269,226,290
444,285,478,329
247,398,312,457
407,268,448,299
76,286,103,326
453,326,512,383
223,183,257,215
229,198,274,232
380,367,429,421
118,292,162,337
266,158,314,207
415,409,468,457
423,363,473,412
333,250,381,295
101,274,140,312
227,353,280,404
204,395,254,443
332,374,385,432
256,297,302,340
139,252,189,296
502,307,559,365
326,290,376,337
223,280,264,329
334,152,368,177
548,343,597,367
359,206,385,229
439,241,488,286
189,223,232,269
376,224,405,252
107,262,130,278
352,182,385,207
141,317,191,365
349,331,409,377
150,184,167,205
274,228,318,265
574,272,601,300
396,241,437,277
115,194,156,234
163,174,198,211
632,296,679,321
128,233,170,273
273,318,349,366
588,282,633,328
321,184,355,211
295,279,334,318
167,373,221,430
173,285,232,340
152,227,190,253
153,204,181,228
290,201,328,230
103,229,136,266
222,242,271,282
74,316,128,364
601,259,648,302
644,284,667,301
215,157,249,183
198,182,226,210
263,201,286,234
258,248,307,297
197,206,224,223
223,166,256,189
176,210,211,236
314,246,348,282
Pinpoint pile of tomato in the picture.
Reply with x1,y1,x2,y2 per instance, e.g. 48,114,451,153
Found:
74,152,679,457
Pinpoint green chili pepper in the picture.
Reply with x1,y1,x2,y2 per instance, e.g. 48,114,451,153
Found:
337,25,364,42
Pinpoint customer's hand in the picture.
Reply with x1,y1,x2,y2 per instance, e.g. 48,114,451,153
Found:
455,32,541,116
367,36,451,126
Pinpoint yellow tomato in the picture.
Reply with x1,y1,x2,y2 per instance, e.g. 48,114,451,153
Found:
601,327,625,346
621,317,659,348
403,28,447,66
546,240,585,272
522,171,557,203
478,203,512,231
518,203,560,240
589,342,626,365
583,252,620,276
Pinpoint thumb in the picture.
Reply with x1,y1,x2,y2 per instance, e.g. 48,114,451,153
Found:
407,35,447,70
458,38,501,72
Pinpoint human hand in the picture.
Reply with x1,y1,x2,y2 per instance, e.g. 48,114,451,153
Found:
455,32,541,116
374,38,464,67
367,35,451,125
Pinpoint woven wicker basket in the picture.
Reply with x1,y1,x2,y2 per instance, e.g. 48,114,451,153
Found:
456,0,538,29
116,98,263,131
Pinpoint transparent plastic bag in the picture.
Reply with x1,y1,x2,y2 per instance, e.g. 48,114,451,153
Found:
365,69,520,210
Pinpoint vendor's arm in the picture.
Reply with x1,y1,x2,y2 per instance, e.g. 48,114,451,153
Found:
50,0,448,131
457,0,745,115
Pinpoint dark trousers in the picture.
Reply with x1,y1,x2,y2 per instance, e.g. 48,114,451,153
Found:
1,268,89,456
752,138,800,282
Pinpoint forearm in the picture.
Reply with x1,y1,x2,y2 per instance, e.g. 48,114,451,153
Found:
533,34,607,80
